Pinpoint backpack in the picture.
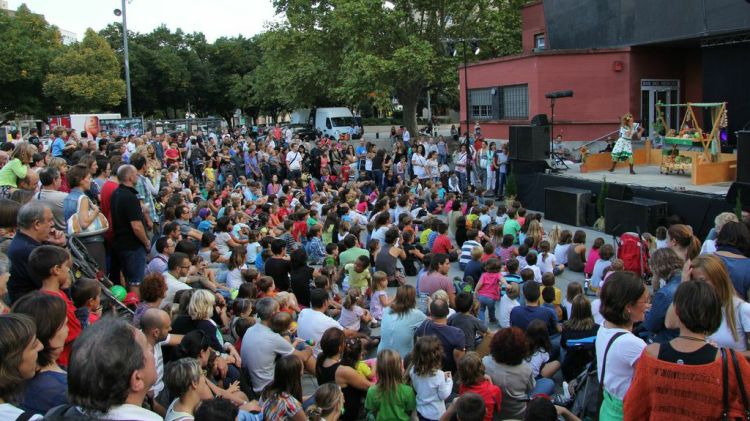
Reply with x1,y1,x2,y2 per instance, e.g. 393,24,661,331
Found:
616,233,650,278
569,332,625,420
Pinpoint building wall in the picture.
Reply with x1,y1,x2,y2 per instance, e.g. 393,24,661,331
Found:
521,1,546,53
460,50,630,141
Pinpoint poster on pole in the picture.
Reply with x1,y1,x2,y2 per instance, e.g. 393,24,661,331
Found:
99,117,145,137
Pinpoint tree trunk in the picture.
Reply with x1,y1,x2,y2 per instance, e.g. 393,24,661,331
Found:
400,93,419,139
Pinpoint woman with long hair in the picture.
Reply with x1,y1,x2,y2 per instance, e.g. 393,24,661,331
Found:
260,355,305,420
686,254,750,358
378,285,428,358
609,112,643,174
667,224,700,261
364,349,415,421
625,280,750,420
560,294,599,381
315,328,372,420
411,144,427,183
0,142,36,197
306,383,345,421
639,248,683,343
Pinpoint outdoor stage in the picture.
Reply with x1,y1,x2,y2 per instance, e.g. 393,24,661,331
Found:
514,164,734,238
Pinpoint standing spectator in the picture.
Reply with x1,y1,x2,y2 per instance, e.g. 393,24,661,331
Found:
64,164,106,270
132,154,159,236
0,142,36,199
595,271,648,420
34,166,68,231
110,165,151,291
0,314,44,420
7,202,64,302
494,144,508,198
286,142,303,181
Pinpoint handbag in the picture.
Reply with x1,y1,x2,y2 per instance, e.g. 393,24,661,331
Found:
594,331,626,420
67,194,109,237
721,348,750,420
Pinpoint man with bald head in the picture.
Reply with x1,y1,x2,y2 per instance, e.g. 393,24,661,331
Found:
110,164,150,292
140,308,183,415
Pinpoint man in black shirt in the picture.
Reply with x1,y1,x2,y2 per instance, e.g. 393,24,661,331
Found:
110,164,150,292
263,238,291,292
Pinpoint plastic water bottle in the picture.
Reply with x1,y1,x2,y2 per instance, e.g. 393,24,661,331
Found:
584,279,590,295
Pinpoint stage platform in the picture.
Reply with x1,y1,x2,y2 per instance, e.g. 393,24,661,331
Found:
514,168,734,238
564,163,732,196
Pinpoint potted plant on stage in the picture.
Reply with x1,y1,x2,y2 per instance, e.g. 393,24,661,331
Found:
594,176,608,231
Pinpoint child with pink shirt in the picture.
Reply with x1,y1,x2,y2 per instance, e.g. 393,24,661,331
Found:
475,258,507,323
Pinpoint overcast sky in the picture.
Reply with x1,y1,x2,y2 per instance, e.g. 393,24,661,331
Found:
7,0,278,42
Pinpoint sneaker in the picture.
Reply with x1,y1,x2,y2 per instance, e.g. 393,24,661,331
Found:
551,392,572,407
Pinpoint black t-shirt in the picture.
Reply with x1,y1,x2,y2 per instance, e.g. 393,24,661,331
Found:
290,265,315,307
110,184,145,251
264,257,292,292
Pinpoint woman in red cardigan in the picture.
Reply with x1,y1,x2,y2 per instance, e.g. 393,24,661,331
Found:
624,279,750,420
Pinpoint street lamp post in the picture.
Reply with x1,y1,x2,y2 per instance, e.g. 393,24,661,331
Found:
115,0,133,118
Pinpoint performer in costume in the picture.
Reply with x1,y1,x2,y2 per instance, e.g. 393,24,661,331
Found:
609,113,644,174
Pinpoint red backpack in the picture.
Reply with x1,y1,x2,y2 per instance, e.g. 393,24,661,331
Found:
617,232,650,277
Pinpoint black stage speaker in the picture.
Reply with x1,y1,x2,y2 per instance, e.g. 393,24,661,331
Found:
605,197,668,236
545,187,592,226
509,159,548,174
727,181,750,205
531,114,549,127
607,184,634,201
509,125,550,161
737,131,750,183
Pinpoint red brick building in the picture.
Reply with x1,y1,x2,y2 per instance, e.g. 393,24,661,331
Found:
460,0,748,144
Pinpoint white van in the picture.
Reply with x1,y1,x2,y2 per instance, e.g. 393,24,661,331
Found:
291,107,362,140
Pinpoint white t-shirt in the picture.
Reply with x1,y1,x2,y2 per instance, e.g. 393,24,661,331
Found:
0,404,43,420
297,309,343,357
162,272,192,309
708,296,750,351
700,239,717,255
595,325,646,400
286,150,302,170
409,367,453,420
215,231,233,258
526,350,550,378
591,299,604,325
498,295,519,328
412,154,426,178
151,336,170,396
246,242,261,264
226,264,248,290
554,244,570,265
537,253,557,275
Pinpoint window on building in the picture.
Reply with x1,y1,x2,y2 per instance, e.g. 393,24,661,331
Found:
534,33,546,49
469,89,493,120
502,84,529,119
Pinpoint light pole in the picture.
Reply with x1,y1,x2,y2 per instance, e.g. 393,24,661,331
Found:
115,1,133,118
447,39,480,194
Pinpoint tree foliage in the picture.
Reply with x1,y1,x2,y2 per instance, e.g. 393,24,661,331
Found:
43,29,125,113
0,5,62,120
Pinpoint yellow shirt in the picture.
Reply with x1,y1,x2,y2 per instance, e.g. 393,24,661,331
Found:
345,263,372,290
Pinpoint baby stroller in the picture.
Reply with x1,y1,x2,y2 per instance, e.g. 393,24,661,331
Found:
68,236,134,320
615,231,651,280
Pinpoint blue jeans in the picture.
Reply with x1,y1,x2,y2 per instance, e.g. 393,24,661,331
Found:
477,295,498,322
117,247,146,286
457,172,467,193
373,169,384,190
530,377,556,396
496,171,507,196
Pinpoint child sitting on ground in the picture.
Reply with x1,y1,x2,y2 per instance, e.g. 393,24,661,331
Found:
584,237,605,278
457,352,502,421
541,272,562,306
590,243,615,291
526,319,561,379
341,333,376,382
525,251,542,283
448,292,489,352
537,240,564,276
503,258,522,284
499,282,520,329
542,286,565,321
463,246,484,286
364,349,415,420
256,276,276,299
343,255,372,293
270,311,296,343
339,287,373,336
518,268,535,306
480,242,495,263
516,244,530,270
275,291,301,316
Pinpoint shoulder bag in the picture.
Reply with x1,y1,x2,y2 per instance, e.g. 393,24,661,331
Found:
722,348,750,420
67,194,109,237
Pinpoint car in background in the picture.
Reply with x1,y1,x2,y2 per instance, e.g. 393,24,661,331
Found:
285,123,321,141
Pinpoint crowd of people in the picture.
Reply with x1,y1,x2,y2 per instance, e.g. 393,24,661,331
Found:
0,124,749,421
